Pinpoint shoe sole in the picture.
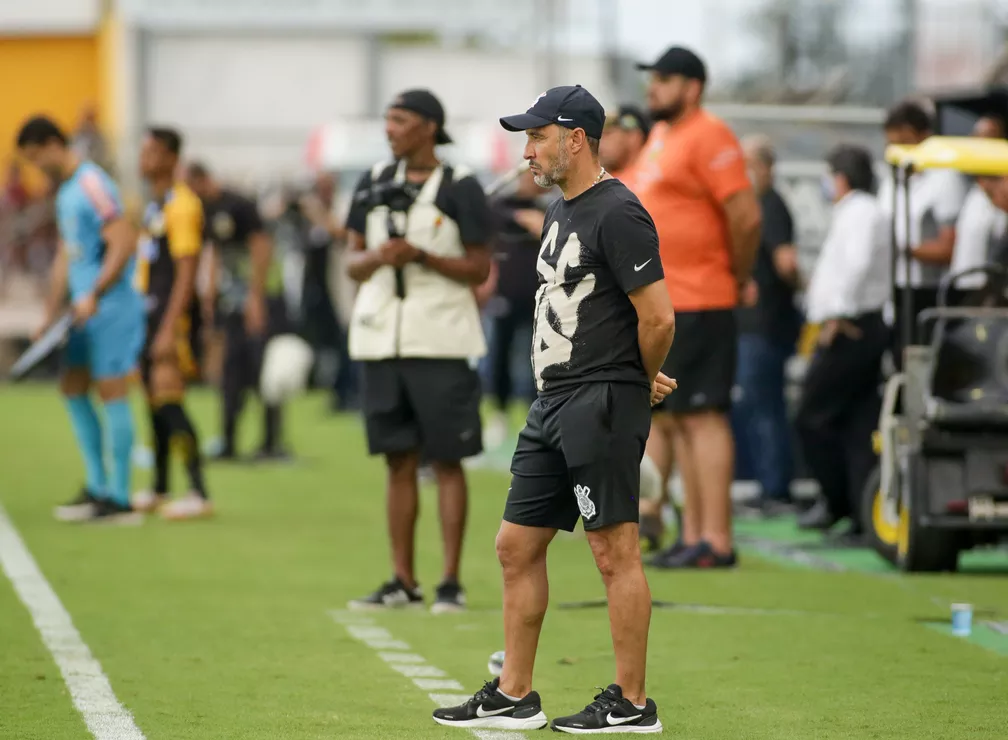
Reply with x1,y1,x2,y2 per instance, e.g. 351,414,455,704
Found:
54,505,98,522
161,506,215,521
433,711,548,730
430,601,466,615
346,601,426,612
551,718,664,734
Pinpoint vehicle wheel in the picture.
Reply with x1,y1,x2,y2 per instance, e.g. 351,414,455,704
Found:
896,471,960,573
861,464,898,566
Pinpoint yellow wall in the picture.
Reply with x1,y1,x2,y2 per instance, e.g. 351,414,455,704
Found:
0,35,100,193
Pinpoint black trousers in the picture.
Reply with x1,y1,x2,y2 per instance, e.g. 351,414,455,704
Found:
796,312,889,528
490,305,534,410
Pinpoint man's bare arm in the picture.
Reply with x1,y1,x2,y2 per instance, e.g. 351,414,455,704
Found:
772,243,802,287
45,245,69,323
92,218,137,298
345,230,389,282
912,226,956,265
723,189,763,284
159,256,198,340
628,280,676,383
419,245,492,285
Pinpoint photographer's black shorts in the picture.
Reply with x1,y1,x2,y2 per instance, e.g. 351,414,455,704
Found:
360,358,483,462
505,382,650,532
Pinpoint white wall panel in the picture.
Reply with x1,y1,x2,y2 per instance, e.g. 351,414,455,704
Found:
0,0,100,34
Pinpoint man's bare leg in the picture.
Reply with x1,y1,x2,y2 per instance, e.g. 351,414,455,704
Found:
432,461,468,583
669,416,703,546
496,521,557,698
585,521,651,706
386,451,420,588
681,411,735,554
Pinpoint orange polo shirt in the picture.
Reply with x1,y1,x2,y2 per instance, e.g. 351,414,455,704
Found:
629,109,750,311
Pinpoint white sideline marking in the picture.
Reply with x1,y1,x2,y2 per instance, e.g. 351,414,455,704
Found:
0,503,145,740
332,610,527,740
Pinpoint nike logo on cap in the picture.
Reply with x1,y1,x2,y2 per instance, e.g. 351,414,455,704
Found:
606,712,643,725
557,116,574,122
476,705,514,718
634,259,652,272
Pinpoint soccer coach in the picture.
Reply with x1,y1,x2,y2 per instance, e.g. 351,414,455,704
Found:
345,90,492,614
433,85,676,734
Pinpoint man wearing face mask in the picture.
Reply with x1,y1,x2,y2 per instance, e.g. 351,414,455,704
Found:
344,90,492,614
631,46,763,568
797,145,890,538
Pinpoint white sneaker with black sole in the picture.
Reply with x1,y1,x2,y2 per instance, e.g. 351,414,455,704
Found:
347,578,424,610
550,684,662,734
432,677,548,730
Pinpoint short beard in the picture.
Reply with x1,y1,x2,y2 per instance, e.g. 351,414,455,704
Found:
649,100,685,123
533,135,571,188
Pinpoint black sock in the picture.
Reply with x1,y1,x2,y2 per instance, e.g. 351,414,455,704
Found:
262,404,282,453
158,403,208,499
151,408,170,494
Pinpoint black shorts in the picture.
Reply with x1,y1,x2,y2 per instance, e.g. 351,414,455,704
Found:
360,358,483,462
505,382,650,532
653,309,736,414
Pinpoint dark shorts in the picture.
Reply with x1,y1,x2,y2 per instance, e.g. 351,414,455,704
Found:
360,358,483,462
654,309,736,414
139,308,200,389
505,381,651,532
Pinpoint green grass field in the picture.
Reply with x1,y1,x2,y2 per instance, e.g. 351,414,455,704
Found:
1,385,1006,739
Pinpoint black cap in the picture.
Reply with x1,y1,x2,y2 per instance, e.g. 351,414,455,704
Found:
636,46,707,84
389,89,452,145
499,85,606,140
605,105,652,139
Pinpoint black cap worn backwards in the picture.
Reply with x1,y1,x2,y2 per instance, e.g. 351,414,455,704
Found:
389,89,453,145
499,85,606,140
635,46,707,84
605,105,652,139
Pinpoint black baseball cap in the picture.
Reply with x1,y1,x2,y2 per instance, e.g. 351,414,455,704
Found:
636,46,707,84
605,105,652,139
389,89,452,145
499,85,606,140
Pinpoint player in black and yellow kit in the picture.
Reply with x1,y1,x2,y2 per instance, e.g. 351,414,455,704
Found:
132,128,213,520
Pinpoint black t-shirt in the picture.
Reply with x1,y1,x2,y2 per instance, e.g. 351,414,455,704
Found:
491,195,544,313
737,187,801,345
533,178,664,394
346,163,493,248
202,189,270,311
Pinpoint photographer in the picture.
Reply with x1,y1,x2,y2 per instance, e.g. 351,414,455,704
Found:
345,90,492,614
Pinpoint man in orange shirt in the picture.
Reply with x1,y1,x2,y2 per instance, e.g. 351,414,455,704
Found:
632,46,762,568
599,105,651,183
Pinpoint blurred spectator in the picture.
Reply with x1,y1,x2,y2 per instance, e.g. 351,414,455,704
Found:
70,104,113,175
634,46,762,568
482,167,548,450
950,116,1008,290
797,145,890,541
599,105,651,182
878,100,969,361
734,134,802,516
297,171,359,410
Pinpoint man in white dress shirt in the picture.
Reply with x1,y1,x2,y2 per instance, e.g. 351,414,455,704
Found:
796,145,891,538
951,116,1008,290
877,101,969,363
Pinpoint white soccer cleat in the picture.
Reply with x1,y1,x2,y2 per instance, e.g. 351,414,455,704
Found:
131,490,164,513
160,493,214,521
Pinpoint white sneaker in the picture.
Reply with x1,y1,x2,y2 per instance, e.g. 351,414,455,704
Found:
160,493,214,521
131,490,165,513
54,490,100,522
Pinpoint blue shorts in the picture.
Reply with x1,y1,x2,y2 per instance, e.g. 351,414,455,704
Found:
64,295,146,380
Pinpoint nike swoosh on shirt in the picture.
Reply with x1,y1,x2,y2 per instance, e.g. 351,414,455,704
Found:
634,259,652,272
476,705,514,718
606,712,643,725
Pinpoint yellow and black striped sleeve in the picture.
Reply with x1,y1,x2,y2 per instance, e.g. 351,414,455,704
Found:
165,186,204,260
